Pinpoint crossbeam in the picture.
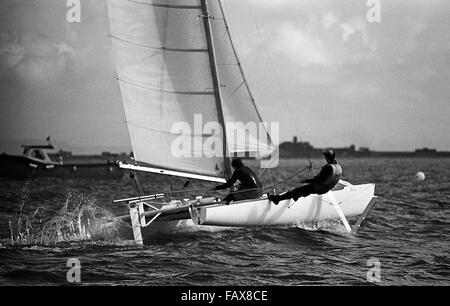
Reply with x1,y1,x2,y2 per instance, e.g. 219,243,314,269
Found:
120,197,221,222
113,193,165,204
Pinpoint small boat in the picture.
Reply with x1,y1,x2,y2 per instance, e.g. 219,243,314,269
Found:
0,143,124,179
105,0,376,245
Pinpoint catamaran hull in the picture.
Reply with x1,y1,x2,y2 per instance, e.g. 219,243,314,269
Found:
190,183,375,227
133,183,375,236
109,182,375,244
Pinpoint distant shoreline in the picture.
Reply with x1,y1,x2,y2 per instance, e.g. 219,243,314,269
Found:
278,155,450,159
278,137,450,159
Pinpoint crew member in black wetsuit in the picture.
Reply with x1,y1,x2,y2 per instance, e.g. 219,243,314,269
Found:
268,149,342,205
215,158,262,204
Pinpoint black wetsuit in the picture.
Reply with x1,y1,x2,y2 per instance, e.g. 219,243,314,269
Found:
269,161,342,204
216,166,262,203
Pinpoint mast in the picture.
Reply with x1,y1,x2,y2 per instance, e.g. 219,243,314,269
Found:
201,0,232,179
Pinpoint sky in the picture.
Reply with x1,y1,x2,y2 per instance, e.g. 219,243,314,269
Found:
0,0,449,154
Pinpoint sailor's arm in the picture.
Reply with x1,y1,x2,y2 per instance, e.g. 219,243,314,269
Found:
215,170,238,190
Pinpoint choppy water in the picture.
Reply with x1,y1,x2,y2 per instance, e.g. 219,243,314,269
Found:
0,158,448,285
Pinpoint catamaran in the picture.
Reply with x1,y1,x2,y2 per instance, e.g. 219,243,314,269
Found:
105,0,376,245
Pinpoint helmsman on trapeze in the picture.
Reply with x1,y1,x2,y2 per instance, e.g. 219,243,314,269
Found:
268,149,343,205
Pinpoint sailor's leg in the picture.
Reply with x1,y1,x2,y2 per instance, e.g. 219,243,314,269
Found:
290,184,315,201
269,184,315,205
268,190,294,205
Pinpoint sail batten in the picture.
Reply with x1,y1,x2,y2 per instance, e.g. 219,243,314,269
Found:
111,35,208,52
118,77,214,95
126,120,218,137
126,0,201,10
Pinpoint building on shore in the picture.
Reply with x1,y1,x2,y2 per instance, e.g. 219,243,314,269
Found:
279,137,450,158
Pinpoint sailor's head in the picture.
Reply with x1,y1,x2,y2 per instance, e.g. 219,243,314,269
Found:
231,158,244,169
322,148,335,163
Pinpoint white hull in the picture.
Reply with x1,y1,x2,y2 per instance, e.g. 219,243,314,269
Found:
116,181,375,244
190,183,375,228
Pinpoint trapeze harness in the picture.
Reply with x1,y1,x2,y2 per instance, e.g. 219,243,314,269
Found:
313,163,343,194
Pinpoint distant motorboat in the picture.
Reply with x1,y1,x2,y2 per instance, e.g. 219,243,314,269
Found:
0,143,124,179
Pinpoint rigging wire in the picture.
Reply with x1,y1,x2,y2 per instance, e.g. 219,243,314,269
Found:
266,168,276,194
243,0,314,170
139,165,311,200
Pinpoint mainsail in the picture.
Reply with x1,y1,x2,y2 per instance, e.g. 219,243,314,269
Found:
107,0,273,182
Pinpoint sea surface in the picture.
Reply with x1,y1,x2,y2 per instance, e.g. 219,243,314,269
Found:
0,158,448,286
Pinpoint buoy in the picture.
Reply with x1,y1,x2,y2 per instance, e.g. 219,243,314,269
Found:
415,171,425,181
